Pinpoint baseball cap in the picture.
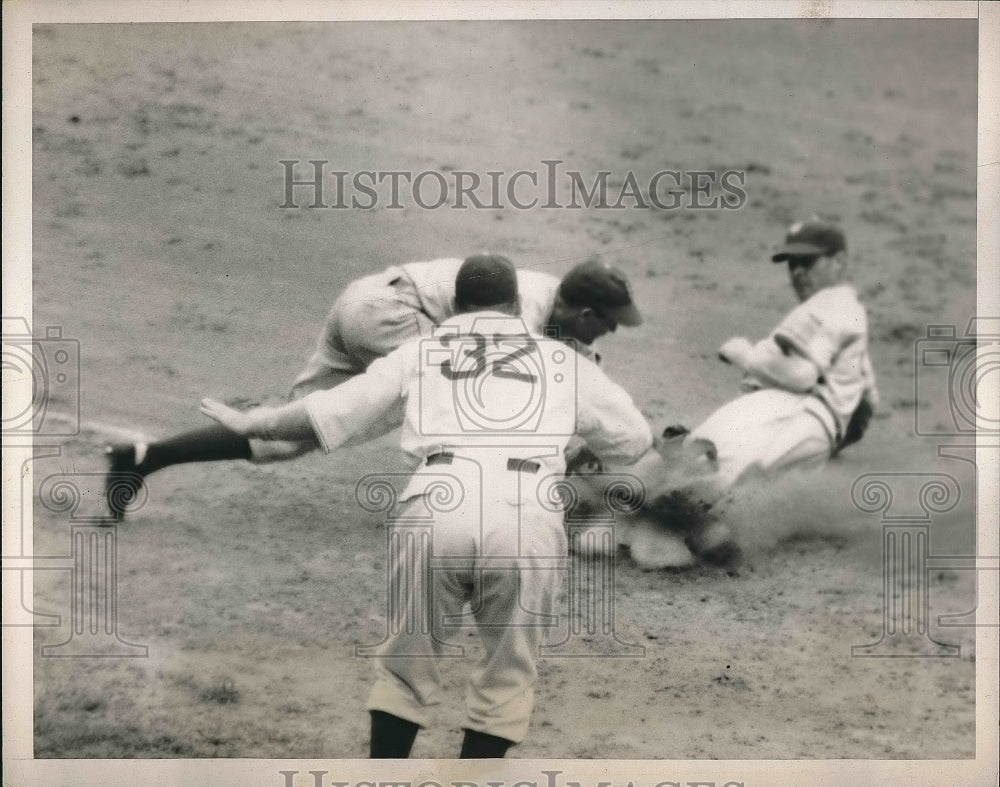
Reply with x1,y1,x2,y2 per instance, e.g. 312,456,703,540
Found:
455,253,519,308
771,218,846,262
559,260,642,326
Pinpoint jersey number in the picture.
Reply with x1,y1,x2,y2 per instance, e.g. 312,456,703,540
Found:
439,332,538,383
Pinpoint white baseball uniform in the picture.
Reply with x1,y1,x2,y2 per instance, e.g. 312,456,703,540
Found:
252,259,565,464
689,282,878,491
278,311,652,742
290,258,562,397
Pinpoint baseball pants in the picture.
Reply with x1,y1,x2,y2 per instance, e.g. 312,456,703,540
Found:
688,388,835,492
365,459,566,743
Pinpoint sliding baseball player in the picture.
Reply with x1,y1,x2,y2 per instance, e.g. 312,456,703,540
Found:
568,218,879,568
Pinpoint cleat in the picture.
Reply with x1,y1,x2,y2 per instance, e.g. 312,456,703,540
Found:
104,443,146,520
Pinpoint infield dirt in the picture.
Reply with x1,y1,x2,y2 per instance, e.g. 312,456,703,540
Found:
29,20,979,759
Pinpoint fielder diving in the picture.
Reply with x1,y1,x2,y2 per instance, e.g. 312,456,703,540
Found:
104,255,642,518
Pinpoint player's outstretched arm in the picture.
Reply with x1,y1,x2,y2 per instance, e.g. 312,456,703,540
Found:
200,397,319,444
200,398,254,434
574,360,653,466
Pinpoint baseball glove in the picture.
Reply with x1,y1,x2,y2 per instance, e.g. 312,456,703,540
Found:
835,396,874,454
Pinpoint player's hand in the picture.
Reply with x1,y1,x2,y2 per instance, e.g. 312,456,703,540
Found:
718,336,752,368
200,398,253,435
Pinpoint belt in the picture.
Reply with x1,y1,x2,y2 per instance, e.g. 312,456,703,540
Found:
425,452,540,474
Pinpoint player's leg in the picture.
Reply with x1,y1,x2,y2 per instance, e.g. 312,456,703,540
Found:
104,299,361,517
689,390,813,489
685,419,831,562
336,274,434,369
369,711,420,759
690,389,833,488
680,391,781,560
104,272,431,518
753,414,833,475
365,494,472,757
461,504,565,755
459,729,515,758
684,390,833,560
364,513,437,757
104,424,253,519
104,383,349,519
462,569,533,755
103,372,360,518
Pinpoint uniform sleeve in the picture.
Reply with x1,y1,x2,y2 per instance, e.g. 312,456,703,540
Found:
302,347,411,452
574,358,653,465
740,285,869,394
772,286,862,375
743,336,821,392
242,399,319,443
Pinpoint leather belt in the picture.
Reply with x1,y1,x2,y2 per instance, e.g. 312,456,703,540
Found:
425,452,540,474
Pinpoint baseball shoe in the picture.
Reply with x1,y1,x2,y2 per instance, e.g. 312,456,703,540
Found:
104,443,146,520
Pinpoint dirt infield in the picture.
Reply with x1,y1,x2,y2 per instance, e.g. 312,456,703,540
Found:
28,20,980,761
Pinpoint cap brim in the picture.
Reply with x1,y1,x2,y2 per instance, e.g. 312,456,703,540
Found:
771,242,827,262
607,302,643,327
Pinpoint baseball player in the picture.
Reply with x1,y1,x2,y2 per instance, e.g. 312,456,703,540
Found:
105,255,642,518
199,255,652,757
568,218,879,567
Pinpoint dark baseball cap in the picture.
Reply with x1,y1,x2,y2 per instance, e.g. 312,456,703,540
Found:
771,218,846,262
559,260,642,326
455,253,519,308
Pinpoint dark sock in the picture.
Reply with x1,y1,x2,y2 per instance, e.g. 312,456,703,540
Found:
369,711,419,758
138,423,252,476
459,728,513,758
